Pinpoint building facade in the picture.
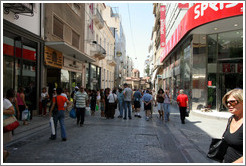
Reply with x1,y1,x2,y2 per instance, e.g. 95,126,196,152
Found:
3,3,44,115
102,6,127,87
151,3,243,112
125,69,151,90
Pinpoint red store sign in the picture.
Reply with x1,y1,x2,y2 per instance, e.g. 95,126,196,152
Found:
160,5,166,48
160,3,243,62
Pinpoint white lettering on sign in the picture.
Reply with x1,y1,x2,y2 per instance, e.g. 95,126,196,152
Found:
160,19,165,35
194,3,239,19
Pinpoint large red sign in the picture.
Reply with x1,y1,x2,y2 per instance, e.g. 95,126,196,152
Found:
160,3,243,62
160,5,166,48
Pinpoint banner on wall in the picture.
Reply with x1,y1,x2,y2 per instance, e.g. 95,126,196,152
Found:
160,3,243,62
160,5,166,48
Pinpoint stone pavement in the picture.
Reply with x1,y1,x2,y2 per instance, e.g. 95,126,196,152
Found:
5,104,233,163
9,104,232,143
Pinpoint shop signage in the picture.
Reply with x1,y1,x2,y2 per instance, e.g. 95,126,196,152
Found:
160,5,166,48
3,39,36,61
160,3,243,62
44,46,63,69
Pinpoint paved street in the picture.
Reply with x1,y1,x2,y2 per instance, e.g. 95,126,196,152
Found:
5,104,229,163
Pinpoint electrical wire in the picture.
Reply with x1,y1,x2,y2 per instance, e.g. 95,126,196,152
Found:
127,4,137,62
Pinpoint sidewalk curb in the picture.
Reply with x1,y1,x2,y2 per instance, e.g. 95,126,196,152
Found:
190,110,231,120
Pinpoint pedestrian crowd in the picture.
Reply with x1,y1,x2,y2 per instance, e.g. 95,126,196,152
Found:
3,83,243,163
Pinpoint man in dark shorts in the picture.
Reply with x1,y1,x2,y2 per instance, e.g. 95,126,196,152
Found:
142,90,152,121
133,89,142,118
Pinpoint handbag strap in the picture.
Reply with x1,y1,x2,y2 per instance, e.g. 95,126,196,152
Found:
222,115,233,137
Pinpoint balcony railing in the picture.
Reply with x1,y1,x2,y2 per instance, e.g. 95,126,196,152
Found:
3,3,34,19
93,8,104,29
90,41,106,60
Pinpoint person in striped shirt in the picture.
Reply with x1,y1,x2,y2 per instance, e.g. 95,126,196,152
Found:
74,86,89,127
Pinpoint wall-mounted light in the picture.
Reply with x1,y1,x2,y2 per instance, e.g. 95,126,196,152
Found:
214,27,218,30
234,24,238,27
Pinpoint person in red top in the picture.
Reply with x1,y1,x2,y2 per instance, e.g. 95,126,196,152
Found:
49,87,71,141
176,89,189,124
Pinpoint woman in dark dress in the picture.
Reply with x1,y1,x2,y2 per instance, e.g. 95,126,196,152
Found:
221,88,243,163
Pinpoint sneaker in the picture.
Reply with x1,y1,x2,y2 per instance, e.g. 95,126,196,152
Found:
123,117,127,120
146,117,149,121
129,117,132,119
134,115,138,117
138,115,142,118
62,138,67,141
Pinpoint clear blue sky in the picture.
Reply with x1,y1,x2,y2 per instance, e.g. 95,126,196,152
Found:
106,2,154,77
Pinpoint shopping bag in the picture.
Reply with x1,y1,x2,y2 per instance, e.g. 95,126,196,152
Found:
3,115,20,132
69,108,76,119
185,108,190,117
96,104,99,111
22,109,29,120
49,117,55,135
85,107,90,116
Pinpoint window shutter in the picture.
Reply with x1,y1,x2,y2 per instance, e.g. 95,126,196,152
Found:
53,17,63,39
72,31,80,49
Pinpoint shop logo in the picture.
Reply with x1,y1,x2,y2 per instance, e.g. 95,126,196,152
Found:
194,3,239,19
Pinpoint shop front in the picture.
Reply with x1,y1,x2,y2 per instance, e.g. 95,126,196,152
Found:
86,63,101,90
3,20,43,116
61,56,84,93
44,46,63,98
160,3,243,111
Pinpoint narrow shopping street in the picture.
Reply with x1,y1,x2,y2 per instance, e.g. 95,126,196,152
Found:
5,105,228,163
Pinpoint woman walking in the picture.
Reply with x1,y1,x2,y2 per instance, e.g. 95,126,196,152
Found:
164,89,172,122
107,89,118,119
17,87,28,125
220,88,243,163
156,89,165,120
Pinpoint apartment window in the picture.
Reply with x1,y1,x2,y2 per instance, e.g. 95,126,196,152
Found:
53,16,63,39
72,30,80,49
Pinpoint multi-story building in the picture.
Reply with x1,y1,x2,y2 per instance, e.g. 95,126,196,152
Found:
102,6,127,87
44,3,95,96
151,3,243,112
3,3,44,115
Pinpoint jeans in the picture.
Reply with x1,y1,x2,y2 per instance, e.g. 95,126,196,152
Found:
163,103,170,121
118,100,124,117
53,110,66,139
76,107,85,125
124,101,132,118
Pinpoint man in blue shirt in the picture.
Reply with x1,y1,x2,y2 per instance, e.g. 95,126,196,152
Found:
133,89,142,118
142,90,152,121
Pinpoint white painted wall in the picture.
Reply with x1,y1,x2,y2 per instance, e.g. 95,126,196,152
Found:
3,3,41,36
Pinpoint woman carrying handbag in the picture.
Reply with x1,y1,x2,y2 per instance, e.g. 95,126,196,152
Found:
208,88,243,163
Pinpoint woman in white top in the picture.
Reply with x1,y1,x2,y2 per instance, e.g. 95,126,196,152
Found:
3,89,16,162
107,89,118,119
163,89,172,122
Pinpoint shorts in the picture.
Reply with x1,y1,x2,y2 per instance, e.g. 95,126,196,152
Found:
134,101,141,108
144,103,152,110
157,102,164,111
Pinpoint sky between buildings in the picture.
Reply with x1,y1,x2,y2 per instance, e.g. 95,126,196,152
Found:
106,2,154,77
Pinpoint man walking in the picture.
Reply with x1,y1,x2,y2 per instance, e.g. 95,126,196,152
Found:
123,83,133,120
142,90,152,121
74,86,89,127
176,89,189,124
133,89,142,118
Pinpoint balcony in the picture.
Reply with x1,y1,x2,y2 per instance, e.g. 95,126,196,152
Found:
93,8,104,29
90,41,106,60
107,55,117,66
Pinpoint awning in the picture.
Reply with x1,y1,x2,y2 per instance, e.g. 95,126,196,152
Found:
151,69,158,83
45,41,95,63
